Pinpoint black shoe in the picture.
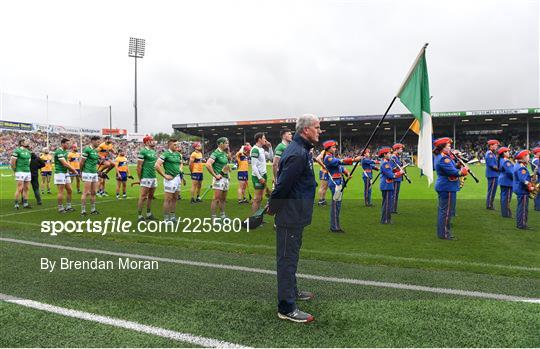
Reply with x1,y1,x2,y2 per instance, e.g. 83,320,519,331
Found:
365,203,373,207
137,216,145,222
196,198,202,203
191,198,196,204
145,213,156,220
330,229,345,233
296,291,315,301
278,309,314,323
81,211,88,217
392,211,398,214
37,201,42,205
486,207,495,210
90,210,100,215
23,205,32,209
65,207,75,212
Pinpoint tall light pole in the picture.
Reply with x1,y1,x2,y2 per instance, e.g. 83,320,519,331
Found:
128,37,145,133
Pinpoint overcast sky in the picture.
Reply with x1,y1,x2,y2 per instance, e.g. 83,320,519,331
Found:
0,0,538,133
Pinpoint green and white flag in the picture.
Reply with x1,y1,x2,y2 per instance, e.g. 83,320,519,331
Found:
398,45,433,185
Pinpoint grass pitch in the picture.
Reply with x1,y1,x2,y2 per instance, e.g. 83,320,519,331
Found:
0,164,538,347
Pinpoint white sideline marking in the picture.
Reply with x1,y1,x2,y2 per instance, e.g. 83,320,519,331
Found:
0,198,130,217
1,220,538,273
0,293,247,348
126,233,540,273
1,237,539,304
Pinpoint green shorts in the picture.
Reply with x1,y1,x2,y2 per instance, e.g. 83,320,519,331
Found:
251,173,267,190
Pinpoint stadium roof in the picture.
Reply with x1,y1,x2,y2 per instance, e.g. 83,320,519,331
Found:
174,107,539,132
173,107,540,149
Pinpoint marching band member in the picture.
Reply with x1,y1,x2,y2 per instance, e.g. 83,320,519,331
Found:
433,138,469,240
497,146,513,218
513,150,534,229
485,139,500,210
390,143,404,213
316,149,329,206
361,148,379,207
378,147,404,224
532,147,540,211
322,140,361,233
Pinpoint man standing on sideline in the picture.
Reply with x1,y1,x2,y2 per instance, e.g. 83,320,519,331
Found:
266,114,321,323
250,132,273,213
30,151,46,205
485,139,500,210
272,128,292,183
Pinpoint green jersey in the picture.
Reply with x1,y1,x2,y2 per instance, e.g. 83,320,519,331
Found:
137,147,157,179
210,148,229,177
274,141,288,158
81,146,99,173
11,147,31,172
54,148,69,173
159,150,181,177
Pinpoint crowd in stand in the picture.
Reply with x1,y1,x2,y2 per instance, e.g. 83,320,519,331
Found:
0,130,198,165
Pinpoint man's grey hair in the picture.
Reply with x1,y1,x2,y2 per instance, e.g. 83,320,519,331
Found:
295,114,319,133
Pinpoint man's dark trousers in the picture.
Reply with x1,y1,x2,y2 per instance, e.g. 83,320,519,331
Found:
30,174,42,204
276,225,303,314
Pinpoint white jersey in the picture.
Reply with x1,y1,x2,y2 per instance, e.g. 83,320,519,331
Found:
250,145,273,179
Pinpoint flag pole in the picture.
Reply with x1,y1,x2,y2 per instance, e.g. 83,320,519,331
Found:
341,43,429,192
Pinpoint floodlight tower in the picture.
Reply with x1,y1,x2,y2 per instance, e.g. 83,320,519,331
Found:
128,37,145,133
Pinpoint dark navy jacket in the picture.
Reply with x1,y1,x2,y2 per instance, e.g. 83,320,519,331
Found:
497,157,514,187
485,150,499,178
268,133,316,228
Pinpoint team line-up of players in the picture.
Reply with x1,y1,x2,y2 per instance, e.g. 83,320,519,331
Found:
9,130,540,237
